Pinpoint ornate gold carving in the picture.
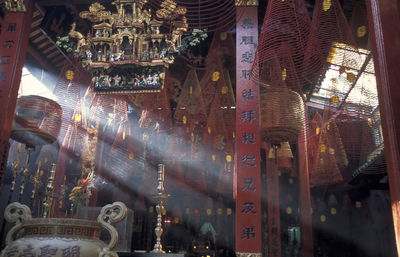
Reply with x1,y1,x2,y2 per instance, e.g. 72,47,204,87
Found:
30,161,43,200
79,3,111,23
235,0,259,7
2,0,26,12
65,1,187,93
156,0,187,20
236,252,262,257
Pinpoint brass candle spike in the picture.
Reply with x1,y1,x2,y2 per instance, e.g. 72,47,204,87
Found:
42,163,56,218
10,158,20,192
19,146,34,202
151,164,170,253
30,161,43,200
59,176,67,210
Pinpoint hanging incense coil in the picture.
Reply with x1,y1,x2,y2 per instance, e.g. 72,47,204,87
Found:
260,86,305,143
11,95,62,146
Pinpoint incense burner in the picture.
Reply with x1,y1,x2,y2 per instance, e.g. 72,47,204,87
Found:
0,201,127,257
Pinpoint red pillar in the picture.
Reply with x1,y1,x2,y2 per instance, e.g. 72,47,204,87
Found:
366,0,400,255
235,1,261,257
266,152,281,257
0,0,34,197
298,128,313,257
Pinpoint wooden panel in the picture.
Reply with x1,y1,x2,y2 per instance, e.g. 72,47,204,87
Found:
29,28,41,38
37,40,51,49
47,49,60,58
41,44,56,54
31,34,46,44
52,54,65,62
31,17,43,28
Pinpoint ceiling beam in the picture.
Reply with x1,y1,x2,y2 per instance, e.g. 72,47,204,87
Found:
37,0,113,6
27,44,59,75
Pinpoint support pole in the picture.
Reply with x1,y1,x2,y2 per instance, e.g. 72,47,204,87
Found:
266,146,281,257
0,0,34,198
366,0,400,256
298,128,313,257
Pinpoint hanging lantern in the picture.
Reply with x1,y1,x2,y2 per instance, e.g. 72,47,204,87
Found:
260,86,305,143
11,95,62,146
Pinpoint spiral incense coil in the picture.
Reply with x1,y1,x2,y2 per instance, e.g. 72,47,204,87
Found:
260,87,305,143
11,95,62,146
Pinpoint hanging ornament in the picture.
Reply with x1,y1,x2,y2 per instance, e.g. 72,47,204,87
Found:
351,5,369,48
212,71,220,82
220,32,227,41
323,0,332,11
281,68,287,81
331,95,340,103
320,144,326,153
357,26,367,38
221,85,228,94
65,70,75,80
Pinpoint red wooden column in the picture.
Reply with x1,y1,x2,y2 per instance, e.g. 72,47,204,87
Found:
235,1,261,257
366,0,400,255
298,128,313,257
0,0,34,197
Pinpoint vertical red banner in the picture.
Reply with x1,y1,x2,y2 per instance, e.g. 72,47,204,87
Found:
235,2,261,255
266,157,281,257
0,1,33,196
0,3,33,140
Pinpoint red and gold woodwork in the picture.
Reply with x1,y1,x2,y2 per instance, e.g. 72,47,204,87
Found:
0,0,33,195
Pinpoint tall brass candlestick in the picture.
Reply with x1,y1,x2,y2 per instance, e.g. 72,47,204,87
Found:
151,164,170,253
30,161,42,200
42,163,56,218
10,158,20,192
19,146,34,202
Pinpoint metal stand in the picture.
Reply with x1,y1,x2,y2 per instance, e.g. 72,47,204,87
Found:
151,164,170,253
19,145,34,202
42,163,56,218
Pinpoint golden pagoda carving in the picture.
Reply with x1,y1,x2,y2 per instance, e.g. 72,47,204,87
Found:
68,0,188,93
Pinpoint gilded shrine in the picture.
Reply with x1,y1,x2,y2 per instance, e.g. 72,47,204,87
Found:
69,0,188,93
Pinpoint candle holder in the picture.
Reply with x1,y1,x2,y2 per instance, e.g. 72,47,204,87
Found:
19,146,34,202
42,163,56,218
151,164,170,253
